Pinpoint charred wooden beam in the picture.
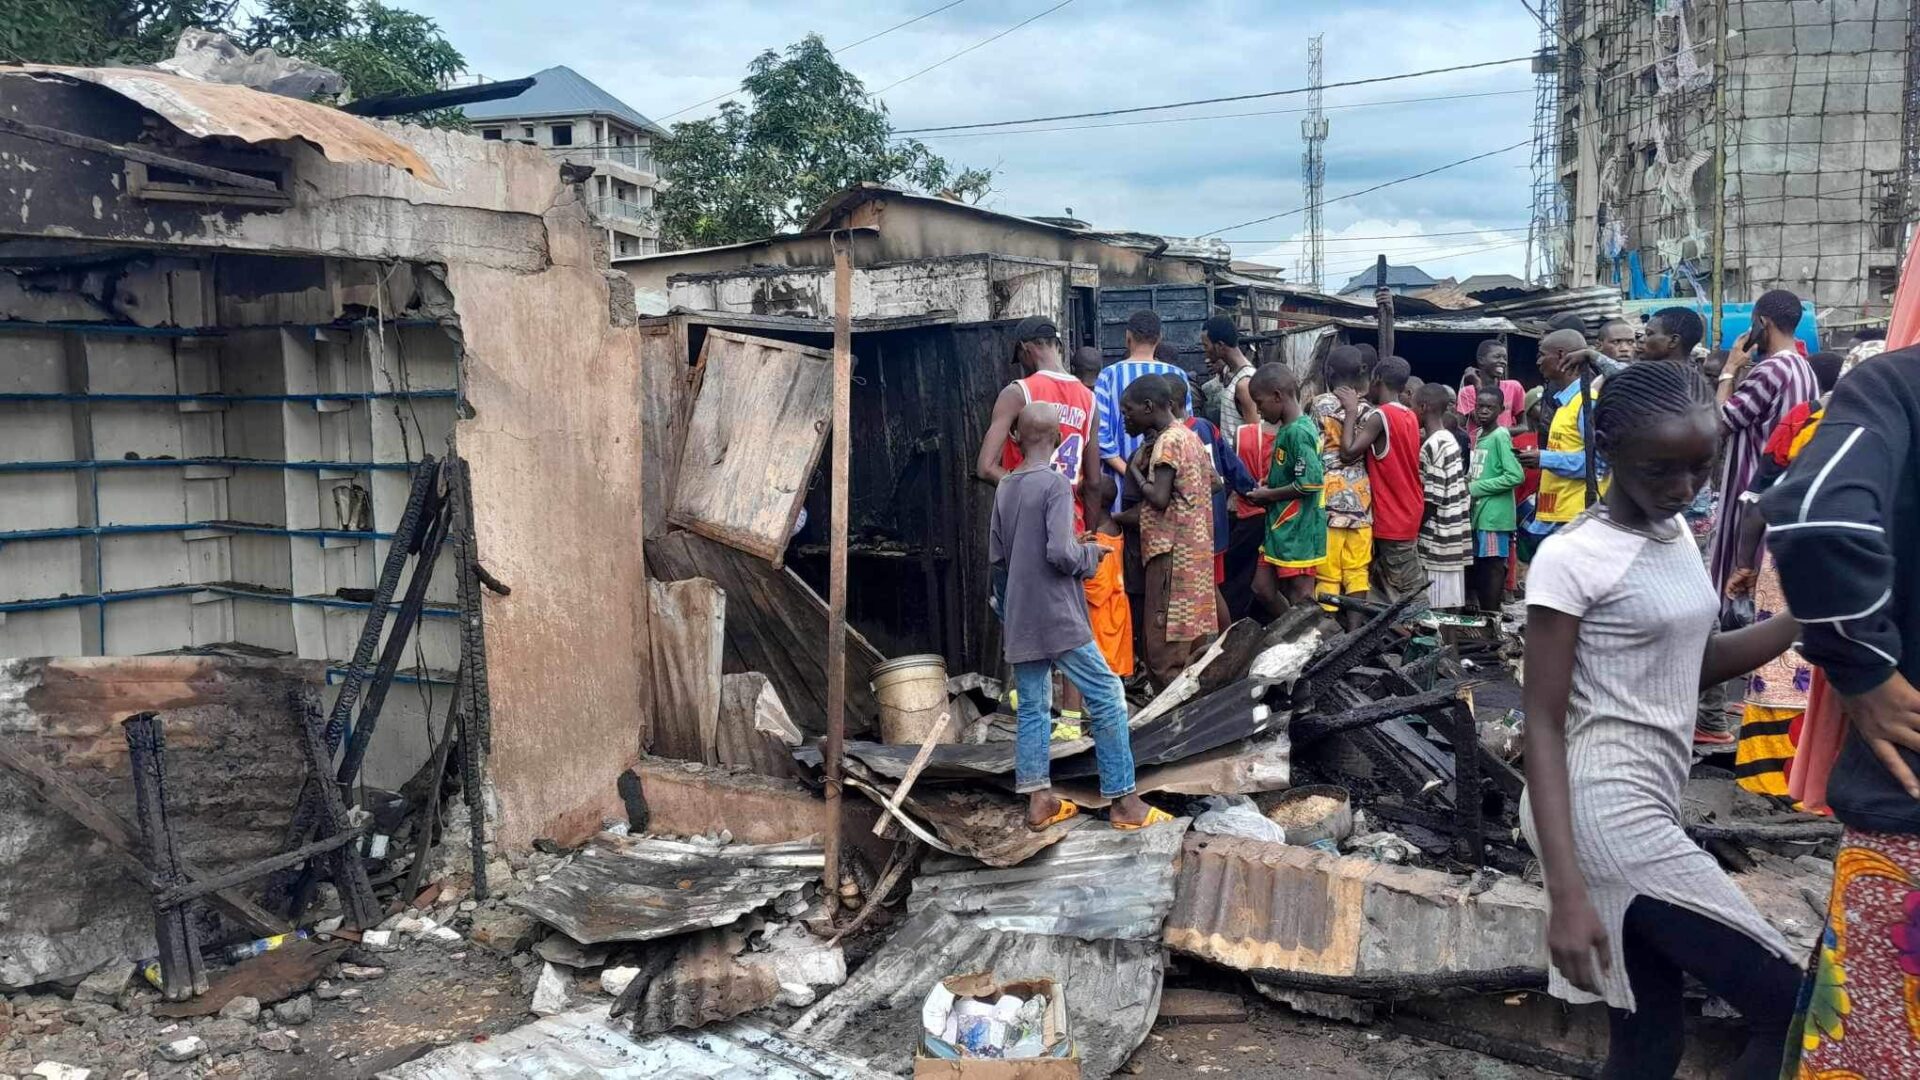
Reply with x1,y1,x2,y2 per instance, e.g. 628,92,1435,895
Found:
0,115,279,192
1685,819,1844,845
0,743,287,936
1447,702,1485,866
1303,591,1426,692
1292,682,1463,746
151,825,367,910
296,701,381,928
123,713,206,1001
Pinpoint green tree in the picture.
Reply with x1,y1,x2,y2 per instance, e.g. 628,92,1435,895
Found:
1,0,467,125
0,1,225,67
657,35,992,249
242,0,466,103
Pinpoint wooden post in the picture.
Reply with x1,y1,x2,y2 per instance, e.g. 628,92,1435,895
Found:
823,233,854,915
1374,256,1395,359
123,713,207,1000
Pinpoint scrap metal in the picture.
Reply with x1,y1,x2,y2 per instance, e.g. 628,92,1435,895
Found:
907,818,1189,941
3,65,442,184
511,835,823,944
793,905,1164,1080
383,1009,892,1080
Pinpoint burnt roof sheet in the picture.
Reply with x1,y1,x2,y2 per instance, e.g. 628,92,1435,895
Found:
511,835,822,944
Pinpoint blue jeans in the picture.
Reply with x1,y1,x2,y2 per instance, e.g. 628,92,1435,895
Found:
1012,640,1136,798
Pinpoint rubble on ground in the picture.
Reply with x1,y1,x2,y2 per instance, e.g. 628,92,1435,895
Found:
3,585,1840,1080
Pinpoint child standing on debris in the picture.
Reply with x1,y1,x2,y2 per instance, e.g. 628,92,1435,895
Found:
1081,471,1133,681
1415,383,1471,610
990,401,1166,832
1245,364,1325,617
1121,375,1217,690
1466,387,1523,613
1520,362,1803,1079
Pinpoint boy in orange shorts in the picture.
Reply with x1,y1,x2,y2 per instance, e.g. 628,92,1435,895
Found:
1081,472,1133,678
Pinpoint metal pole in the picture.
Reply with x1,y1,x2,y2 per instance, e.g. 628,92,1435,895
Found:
1710,0,1729,347
823,233,854,916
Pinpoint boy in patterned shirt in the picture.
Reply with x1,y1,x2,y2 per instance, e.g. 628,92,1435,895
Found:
1309,345,1374,628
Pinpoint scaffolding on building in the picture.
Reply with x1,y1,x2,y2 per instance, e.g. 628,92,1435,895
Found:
1526,0,1565,286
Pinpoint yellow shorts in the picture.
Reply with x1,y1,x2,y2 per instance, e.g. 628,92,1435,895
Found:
1316,525,1372,599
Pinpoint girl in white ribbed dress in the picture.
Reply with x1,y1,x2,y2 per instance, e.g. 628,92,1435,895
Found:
1520,361,1806,1079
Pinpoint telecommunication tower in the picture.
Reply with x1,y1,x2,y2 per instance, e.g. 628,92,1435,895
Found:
1301,35,1328,291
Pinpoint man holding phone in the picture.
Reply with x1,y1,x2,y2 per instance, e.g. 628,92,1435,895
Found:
1708,290,1818,595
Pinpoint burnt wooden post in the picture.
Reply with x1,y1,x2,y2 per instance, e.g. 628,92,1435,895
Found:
1450,702,1486,866
447,456,493,899
122,712,207,1000
822,232,854,915
295,694,381,928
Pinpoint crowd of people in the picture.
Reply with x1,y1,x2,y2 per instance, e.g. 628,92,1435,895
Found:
977,290,1920,1076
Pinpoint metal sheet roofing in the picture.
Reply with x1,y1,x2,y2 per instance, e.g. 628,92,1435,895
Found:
510,835,822,944
6,65,440,185
462,66,669,137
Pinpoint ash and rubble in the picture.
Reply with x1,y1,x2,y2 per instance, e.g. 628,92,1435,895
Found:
3,595,1840,1080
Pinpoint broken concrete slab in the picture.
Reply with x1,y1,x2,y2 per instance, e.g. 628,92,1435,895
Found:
466,908,540,956
511,833,822,945
533,934,610,970
70,963,133,1006
530,963,570,1017
623,758,893,868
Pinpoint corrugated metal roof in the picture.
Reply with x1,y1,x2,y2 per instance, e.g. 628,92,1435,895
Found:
7,65,440,185
382,1009,891,1079
463,66,669,137
907,818,1189,941
510,835,822,944
1337,263,1437,293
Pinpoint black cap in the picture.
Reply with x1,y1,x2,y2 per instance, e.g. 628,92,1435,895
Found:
1012,316,1059,344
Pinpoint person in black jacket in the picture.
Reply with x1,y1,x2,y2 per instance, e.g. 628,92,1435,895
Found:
1762,343,1920,1076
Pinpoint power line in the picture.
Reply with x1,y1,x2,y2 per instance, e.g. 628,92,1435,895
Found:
838,0,971,52
1225,227,1533,244
904,88,1533,140
1201,140,1533,237
892,54,1532,135
652,0,976,122
871,0,1078,96
1320,237,1531,279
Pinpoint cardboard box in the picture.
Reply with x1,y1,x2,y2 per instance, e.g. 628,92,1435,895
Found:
914,974,1079,1079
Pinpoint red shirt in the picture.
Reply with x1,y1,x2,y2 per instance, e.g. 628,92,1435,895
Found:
1369,402,1423,542
1000,370,1095,530
1510,430,1541,506
1230,422,1275,520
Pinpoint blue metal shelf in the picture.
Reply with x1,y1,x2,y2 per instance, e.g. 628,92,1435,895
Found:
326,666,456,687
0,584,458,618
0,458,418,474
0,317,446,338
0,391,457,404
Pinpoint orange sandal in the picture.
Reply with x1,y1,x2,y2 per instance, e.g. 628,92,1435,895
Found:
1027,799,1080,832
1111,806,1175,831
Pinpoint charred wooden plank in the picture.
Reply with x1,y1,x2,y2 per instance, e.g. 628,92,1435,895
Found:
124,713,206,1000
1292,683,1463,745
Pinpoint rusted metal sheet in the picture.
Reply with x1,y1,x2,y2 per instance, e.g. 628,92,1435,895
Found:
668,330,835,565
645,578,725,763
510,834,822,944
5,66,440,184
1162,834,1548,991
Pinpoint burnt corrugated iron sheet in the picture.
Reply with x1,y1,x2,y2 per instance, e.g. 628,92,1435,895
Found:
383,1009,891,1079
8,65,440,185
632,926,779,1036
1476,285,1625,334
1162,834,1547,984
511,835,821,944
791,907,1164,1080
908,818,1188,941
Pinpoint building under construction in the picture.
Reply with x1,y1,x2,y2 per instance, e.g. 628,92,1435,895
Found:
1537,0,1914,330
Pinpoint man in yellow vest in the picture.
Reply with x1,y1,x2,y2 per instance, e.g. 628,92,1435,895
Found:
1516,329,1609,533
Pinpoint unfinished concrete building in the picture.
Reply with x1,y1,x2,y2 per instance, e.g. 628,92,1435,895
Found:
1545,0,1914,329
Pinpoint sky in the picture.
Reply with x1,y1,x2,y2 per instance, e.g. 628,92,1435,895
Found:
408,0,1546,290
